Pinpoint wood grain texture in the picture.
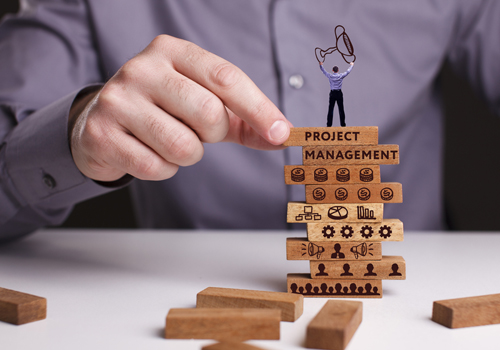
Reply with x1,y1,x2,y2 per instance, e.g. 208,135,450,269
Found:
287,274,382,298
287,238,382,261
303,145,399,165
202,341,268,350
197,287,303,322
306,300,363,350
310,256,406,280
283,126,378,146
287,202,383,224
307,219,404,242
284,165,381,185
165,308,280,341
432,294,500,328
305,183,402,204
0,287,46,325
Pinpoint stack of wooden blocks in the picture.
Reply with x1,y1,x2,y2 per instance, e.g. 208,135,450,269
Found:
284,127,405,298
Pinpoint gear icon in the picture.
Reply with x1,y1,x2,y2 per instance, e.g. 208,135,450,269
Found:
360,225,373,238
322,225,335,238
379,225,392,239
340,225,354,239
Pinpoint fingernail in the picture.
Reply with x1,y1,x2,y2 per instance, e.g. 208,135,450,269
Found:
269,120,289,143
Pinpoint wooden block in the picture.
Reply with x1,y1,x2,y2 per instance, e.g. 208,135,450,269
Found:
287,274,382,298
306,183,402,204
287,202,383,223
432,294,500,328
283,126,378,146
286,238,382,261
307,219,404,242
202,341,268,350
284,165,381,185
165,308,280,341
0,287,46,325
310,256,406,280
197,287,303,322
303,145,399,165
306,300,363,350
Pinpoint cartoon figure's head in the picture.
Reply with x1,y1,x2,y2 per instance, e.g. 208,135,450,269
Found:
332,66,339,73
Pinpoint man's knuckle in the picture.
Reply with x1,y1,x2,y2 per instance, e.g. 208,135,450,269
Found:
212,62,240,89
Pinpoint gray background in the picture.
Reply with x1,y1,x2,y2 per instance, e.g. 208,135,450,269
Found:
1,1,499,230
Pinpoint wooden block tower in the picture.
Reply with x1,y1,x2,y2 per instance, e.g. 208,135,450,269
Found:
283,127,405,298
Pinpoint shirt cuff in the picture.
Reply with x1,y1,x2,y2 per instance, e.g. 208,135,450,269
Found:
4,86,133,210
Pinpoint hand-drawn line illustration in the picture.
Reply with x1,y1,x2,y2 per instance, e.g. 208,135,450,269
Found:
290,282,380,297
336,168,350,182
331,243,346,259
314,168,328,182
350,242,374,259
359,168,374,182
335,187,348,201
315,263,329,276
322,225,335,238
302,242,325,259
291,168,305,182
360,225,373,238
364,263,377,276
380,187,394,201
357,206,376,220
340,263,353,276
388,263,402,276
313,187,326,201
328,206,348,220
340,225,354,239
379,225,392,239
295,206,322,221
314,25,356,64
357,187,371,201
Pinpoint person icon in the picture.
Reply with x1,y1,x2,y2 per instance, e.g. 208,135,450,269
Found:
290,283,298,294
315,263,329,276
364,263,377,276
389,263,403,276
340,263,353,276
319,61,354,127
331,243,346,259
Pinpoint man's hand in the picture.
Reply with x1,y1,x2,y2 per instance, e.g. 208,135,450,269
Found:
350,62,354,66
70,35,291,182
319,62,323,65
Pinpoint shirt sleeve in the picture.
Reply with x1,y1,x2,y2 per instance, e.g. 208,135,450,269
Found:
0,0,130,242
446,0,500,113
319,64,331,78
340,65,353,79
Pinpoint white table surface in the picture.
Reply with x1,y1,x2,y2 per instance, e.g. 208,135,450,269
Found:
1,229,499,349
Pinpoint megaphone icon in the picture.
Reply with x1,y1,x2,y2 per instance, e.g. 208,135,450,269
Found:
308,242,325,259
350,242,372,259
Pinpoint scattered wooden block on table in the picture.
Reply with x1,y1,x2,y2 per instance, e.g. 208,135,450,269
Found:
288,274,382,298
306,300,362,350
302,145,399,165
307,219,404,242
0,287,46,325
305,182,402,204
287,237,382,261
287,202,383,223
197,287,303,322
283,126,378,146
202,341,268,350
432,293,500,328
310,256,406,280
284,165,381,185
165,308,280,341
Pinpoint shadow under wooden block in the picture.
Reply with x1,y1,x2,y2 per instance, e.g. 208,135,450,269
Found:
287,274,382,298
306,300,362,350
0,287,46,325
197,287,303,322
202,341,269,350
165,308,280,341
432,293,500,328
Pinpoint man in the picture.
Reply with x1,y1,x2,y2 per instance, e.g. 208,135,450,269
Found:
320,61,354,127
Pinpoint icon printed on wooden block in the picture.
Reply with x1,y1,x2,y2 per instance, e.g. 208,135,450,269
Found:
291,168,305,182
288,202,383,223
360,168,374,182
336,168,350,182
307,220,403,242
357,206,376,220
350,243,374,259
313,188,326,201
315,168,328,182
287,274,382,298
284,165,381,185
287,238,382,261
305,183,402,204
302,242,326,259
295,206,322,221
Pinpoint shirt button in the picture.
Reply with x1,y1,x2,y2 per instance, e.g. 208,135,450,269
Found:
289,74,304,89
43,174,56,189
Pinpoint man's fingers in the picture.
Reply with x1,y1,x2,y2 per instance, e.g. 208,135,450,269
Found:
155,35,290,145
